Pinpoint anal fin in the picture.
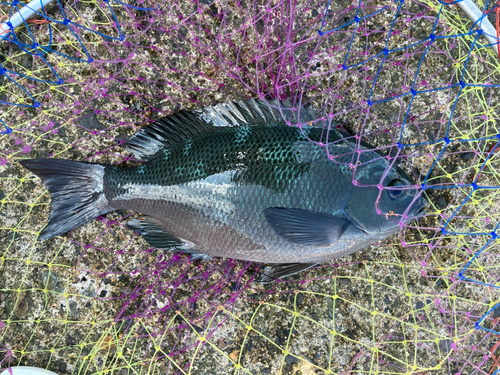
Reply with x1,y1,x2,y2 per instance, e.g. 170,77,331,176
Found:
128,216,183,249
177,250,213,262
256,263,319,284
127,216,212,261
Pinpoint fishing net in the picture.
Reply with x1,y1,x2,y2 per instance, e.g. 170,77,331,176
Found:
1,0,500,373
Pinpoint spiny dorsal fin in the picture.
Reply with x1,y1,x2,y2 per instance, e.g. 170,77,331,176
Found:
197,99,282,127
264,99,327,127
125,99,327,160
199,98,328,128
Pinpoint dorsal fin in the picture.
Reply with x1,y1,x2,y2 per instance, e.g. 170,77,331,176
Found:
125,110,214,160
264,98,327,127
197,98,282,127
125,99,327,160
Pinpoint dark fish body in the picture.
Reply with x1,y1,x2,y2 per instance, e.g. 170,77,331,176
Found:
21,99,426,279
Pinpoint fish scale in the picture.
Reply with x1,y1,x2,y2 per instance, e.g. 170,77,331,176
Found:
20,99,427,281
104,125,390,262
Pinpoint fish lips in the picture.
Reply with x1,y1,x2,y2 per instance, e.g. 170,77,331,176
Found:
408,194,428,219
391,195,428,230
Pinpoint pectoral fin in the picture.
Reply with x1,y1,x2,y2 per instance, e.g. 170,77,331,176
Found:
263,207,356,246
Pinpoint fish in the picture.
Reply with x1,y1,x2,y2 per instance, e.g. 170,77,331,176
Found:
20,99,427,282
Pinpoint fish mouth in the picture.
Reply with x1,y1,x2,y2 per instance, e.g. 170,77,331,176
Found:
402,198,428,227
409,196,428,219
344,196,428,237
416,206,427,216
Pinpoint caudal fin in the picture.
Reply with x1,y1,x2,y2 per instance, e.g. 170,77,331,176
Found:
19,158,113,240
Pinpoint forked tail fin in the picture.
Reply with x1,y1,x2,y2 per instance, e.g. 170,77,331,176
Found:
19,158,114,240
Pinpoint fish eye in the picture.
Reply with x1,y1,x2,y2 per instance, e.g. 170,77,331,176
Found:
387,179,406,199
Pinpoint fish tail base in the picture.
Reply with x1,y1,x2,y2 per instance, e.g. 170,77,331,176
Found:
20,158,113,240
